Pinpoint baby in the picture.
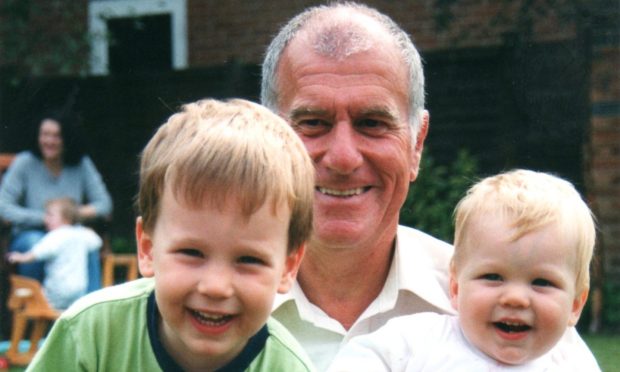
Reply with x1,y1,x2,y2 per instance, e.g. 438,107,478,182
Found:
7,197,102,310
328,169,598,371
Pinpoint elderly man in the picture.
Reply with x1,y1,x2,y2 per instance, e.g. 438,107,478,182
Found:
261,2,600,371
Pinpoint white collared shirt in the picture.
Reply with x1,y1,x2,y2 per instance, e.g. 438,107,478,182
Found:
327,313,558,372
272,225,601,371
272,225,455,371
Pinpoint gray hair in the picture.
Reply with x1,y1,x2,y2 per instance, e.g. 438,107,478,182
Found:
260,1,426,135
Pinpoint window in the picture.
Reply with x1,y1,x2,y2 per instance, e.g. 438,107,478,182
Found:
88,0,187,75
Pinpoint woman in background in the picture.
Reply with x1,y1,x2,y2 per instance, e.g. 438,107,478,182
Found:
0,109,112,282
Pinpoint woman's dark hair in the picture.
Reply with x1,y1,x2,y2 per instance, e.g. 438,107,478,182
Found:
30,108,86,166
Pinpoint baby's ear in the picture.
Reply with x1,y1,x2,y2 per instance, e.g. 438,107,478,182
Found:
277,244,305,294
568,290,589,327
448,262,459,311
135,217,155,278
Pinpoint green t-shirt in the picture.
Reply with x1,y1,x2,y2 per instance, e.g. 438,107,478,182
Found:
27,278,315,371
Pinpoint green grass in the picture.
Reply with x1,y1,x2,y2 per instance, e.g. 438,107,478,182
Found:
583,333,620,372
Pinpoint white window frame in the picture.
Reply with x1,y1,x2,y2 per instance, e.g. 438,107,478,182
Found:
88,0,187,75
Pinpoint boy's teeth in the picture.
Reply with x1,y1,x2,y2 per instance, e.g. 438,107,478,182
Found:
191,310,232,324
318,187,364,196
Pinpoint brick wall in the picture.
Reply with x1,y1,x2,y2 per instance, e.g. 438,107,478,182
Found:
186,0,578,66
587,4,620,290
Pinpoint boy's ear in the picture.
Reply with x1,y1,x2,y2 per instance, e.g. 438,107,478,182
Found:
568,290,589,326
136,217,155,278
277,244,305,294
448,263,459,311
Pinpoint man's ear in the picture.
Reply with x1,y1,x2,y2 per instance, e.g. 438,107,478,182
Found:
568,290,589,326
449,263,459,311
136,217,155,278
410,110,429,182
277,244,305,294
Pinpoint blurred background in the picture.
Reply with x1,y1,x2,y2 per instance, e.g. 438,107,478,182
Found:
0,0,618,342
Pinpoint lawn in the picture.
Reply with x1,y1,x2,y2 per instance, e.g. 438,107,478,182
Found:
584,333,620,372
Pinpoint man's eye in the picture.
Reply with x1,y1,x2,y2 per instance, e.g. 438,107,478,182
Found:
238,256,265,265
480,273,502,281
293,119,330,136
532,278,555,287
355,119,388,135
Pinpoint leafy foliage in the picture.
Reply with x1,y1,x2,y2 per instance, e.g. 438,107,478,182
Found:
400,149,479,243
0,0,90,79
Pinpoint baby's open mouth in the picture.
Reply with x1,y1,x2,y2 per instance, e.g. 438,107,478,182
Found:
494,321,531,333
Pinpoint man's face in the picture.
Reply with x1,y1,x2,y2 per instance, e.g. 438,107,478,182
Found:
275,36,426,252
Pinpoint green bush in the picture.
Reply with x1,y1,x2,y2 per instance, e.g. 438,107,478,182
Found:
602,281,620,332
110,236,135,254
400,149,479,243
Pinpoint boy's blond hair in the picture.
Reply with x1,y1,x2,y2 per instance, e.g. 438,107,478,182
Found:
453,169,596,294
46,197,79,225
137,98,314,252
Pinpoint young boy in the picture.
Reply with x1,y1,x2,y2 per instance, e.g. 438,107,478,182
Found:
328,169,598,371
7,197,102,310
26,98,316,371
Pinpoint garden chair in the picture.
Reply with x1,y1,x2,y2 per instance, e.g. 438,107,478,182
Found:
102,253,138,287
5,275,60,366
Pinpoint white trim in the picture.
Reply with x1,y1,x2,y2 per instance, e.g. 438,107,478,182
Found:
88,0,187,75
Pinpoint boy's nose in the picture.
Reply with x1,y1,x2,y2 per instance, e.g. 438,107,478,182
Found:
197,266,234,299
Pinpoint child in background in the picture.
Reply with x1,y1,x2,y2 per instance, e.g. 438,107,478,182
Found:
328,169,598,371
7,197,102,310
27,98,316,371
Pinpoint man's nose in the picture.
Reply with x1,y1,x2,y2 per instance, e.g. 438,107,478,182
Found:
322,122,363,175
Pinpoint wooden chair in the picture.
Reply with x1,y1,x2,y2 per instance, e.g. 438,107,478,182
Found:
5,275,60,366
0,153,16,340
102,253,138,287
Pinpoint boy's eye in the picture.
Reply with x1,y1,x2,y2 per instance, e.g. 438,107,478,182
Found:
480,273,502,281
532,278,555,287
238,256,265,265
178,248,203,258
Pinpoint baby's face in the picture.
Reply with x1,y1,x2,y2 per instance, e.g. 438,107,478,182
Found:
136,187,302,370
44,203,66,230
449,217,586,365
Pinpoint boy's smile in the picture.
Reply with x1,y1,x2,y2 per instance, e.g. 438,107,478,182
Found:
136,187,302,371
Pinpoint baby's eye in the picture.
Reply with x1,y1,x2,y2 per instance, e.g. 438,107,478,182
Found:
480,273,502,281
238,256,265,265
532,278,555,287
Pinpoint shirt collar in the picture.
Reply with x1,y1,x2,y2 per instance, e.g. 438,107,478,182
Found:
273,226,455,326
